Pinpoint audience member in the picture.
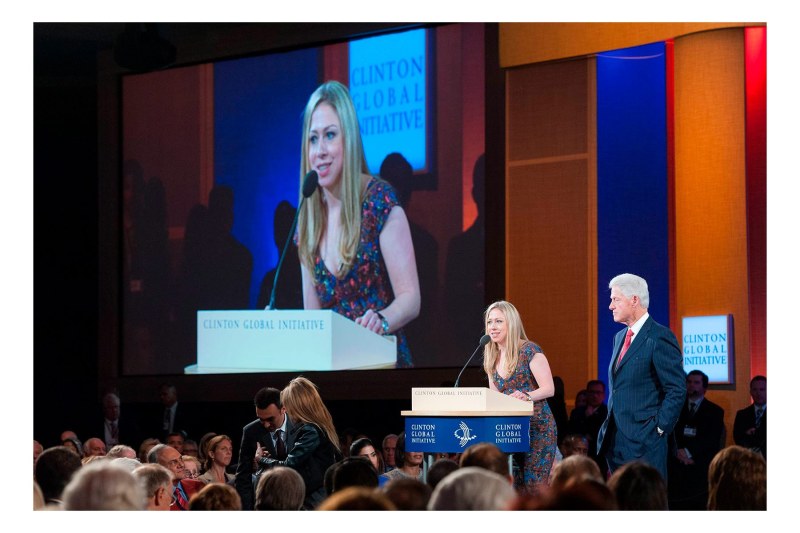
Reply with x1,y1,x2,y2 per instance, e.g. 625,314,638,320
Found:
516,479,617,510
350,437,384,474
707,445,766,510
426,458,459,490
668,369,725,510
82,437,107,457
166,431,185,454
574,389,588,411
182,455,201,481
256,377,343,509
34,481,46,510
608,460,668,510
235,387,290,510
35,446,83,506
199,434,235,484
323,461,341,497
198,432,217,465
97,391,139,449
318,486,396,510
381,433,398,472
383,477,432,510
255,466,305,510
133,463,173,510
549,454,604,491
149,443,204,511
183,439,199,459
189,483,242,510
159,383,196,440
138,438,160,463
62,461,146,510
379,431,423,483
332,456,379,492
559,433,590,458
428,467,517,510
733,375,767,459
568,379,608,468
339,427,365,458
34,440,44,472
111,457,142,473
459,442,512,482
61,437,82,457
107,444,137,459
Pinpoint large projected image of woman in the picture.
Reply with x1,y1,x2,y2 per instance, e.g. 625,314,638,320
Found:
296,81,420,368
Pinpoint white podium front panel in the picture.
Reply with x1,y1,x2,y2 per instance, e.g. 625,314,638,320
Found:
186,309,397,374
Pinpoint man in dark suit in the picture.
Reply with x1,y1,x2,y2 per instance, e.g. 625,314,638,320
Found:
159,383,196,441
234,387,293,510
598,273,686,482
668,369,725,509
733,375,767,459
149,443,204,511
568,379,608,470
97,392,140,449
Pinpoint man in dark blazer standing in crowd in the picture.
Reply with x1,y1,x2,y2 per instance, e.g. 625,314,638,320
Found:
598,273,686,481
734,375,767,459
234,387,294,510
668,369,725,509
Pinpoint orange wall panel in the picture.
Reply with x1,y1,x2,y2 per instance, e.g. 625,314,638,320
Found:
673,29,751,441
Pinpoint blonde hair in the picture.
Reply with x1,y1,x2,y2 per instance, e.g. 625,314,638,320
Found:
482,301,529,378
281,377,340,451
297,80,370,277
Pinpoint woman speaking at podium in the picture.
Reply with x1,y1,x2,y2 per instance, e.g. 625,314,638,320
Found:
483,300,557,491
296,81,420,368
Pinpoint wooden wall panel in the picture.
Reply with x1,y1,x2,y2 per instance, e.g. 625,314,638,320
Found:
674,29,750,442
506,58,596,405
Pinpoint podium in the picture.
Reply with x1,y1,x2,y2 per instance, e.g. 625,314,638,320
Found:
184,309,397,374
401,387,532,454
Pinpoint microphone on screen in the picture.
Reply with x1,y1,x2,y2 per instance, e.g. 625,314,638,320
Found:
266,170,318,310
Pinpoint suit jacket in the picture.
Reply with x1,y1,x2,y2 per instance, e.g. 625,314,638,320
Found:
234,417,294,510
733,404,767,458
159,402,198,441
668,397,724,509
259,421,342,510
94,416,141,449
597,316,686,478
169,478,205,511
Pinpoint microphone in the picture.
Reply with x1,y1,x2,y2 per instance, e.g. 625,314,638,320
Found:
266,170,318,310
454,334,491,388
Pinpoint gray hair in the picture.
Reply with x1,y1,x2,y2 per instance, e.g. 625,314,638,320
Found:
111,457,141,473
62,461,146,510
133,463,173,499
255,466,306,510
107,445,137,459
428,467,517,510
147,443,169,464
609,273,649,309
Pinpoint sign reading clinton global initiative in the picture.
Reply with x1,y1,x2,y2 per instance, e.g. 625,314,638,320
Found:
404,417,530,453
349,28,427,175
681,314,734,384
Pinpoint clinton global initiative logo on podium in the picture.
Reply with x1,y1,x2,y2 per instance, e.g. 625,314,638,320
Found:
454,421,477,448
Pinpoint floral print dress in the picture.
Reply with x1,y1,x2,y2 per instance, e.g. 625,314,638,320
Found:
311,177,412,367
492,340,557,491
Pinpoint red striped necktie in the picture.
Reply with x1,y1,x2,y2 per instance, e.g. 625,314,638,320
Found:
615,328,634,369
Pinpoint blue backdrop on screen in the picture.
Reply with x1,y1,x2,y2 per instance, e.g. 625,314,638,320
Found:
349,28,427,175
214,49,320,308
597,42,669,388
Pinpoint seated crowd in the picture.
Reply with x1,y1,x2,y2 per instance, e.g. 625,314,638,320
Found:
33,378,766,511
